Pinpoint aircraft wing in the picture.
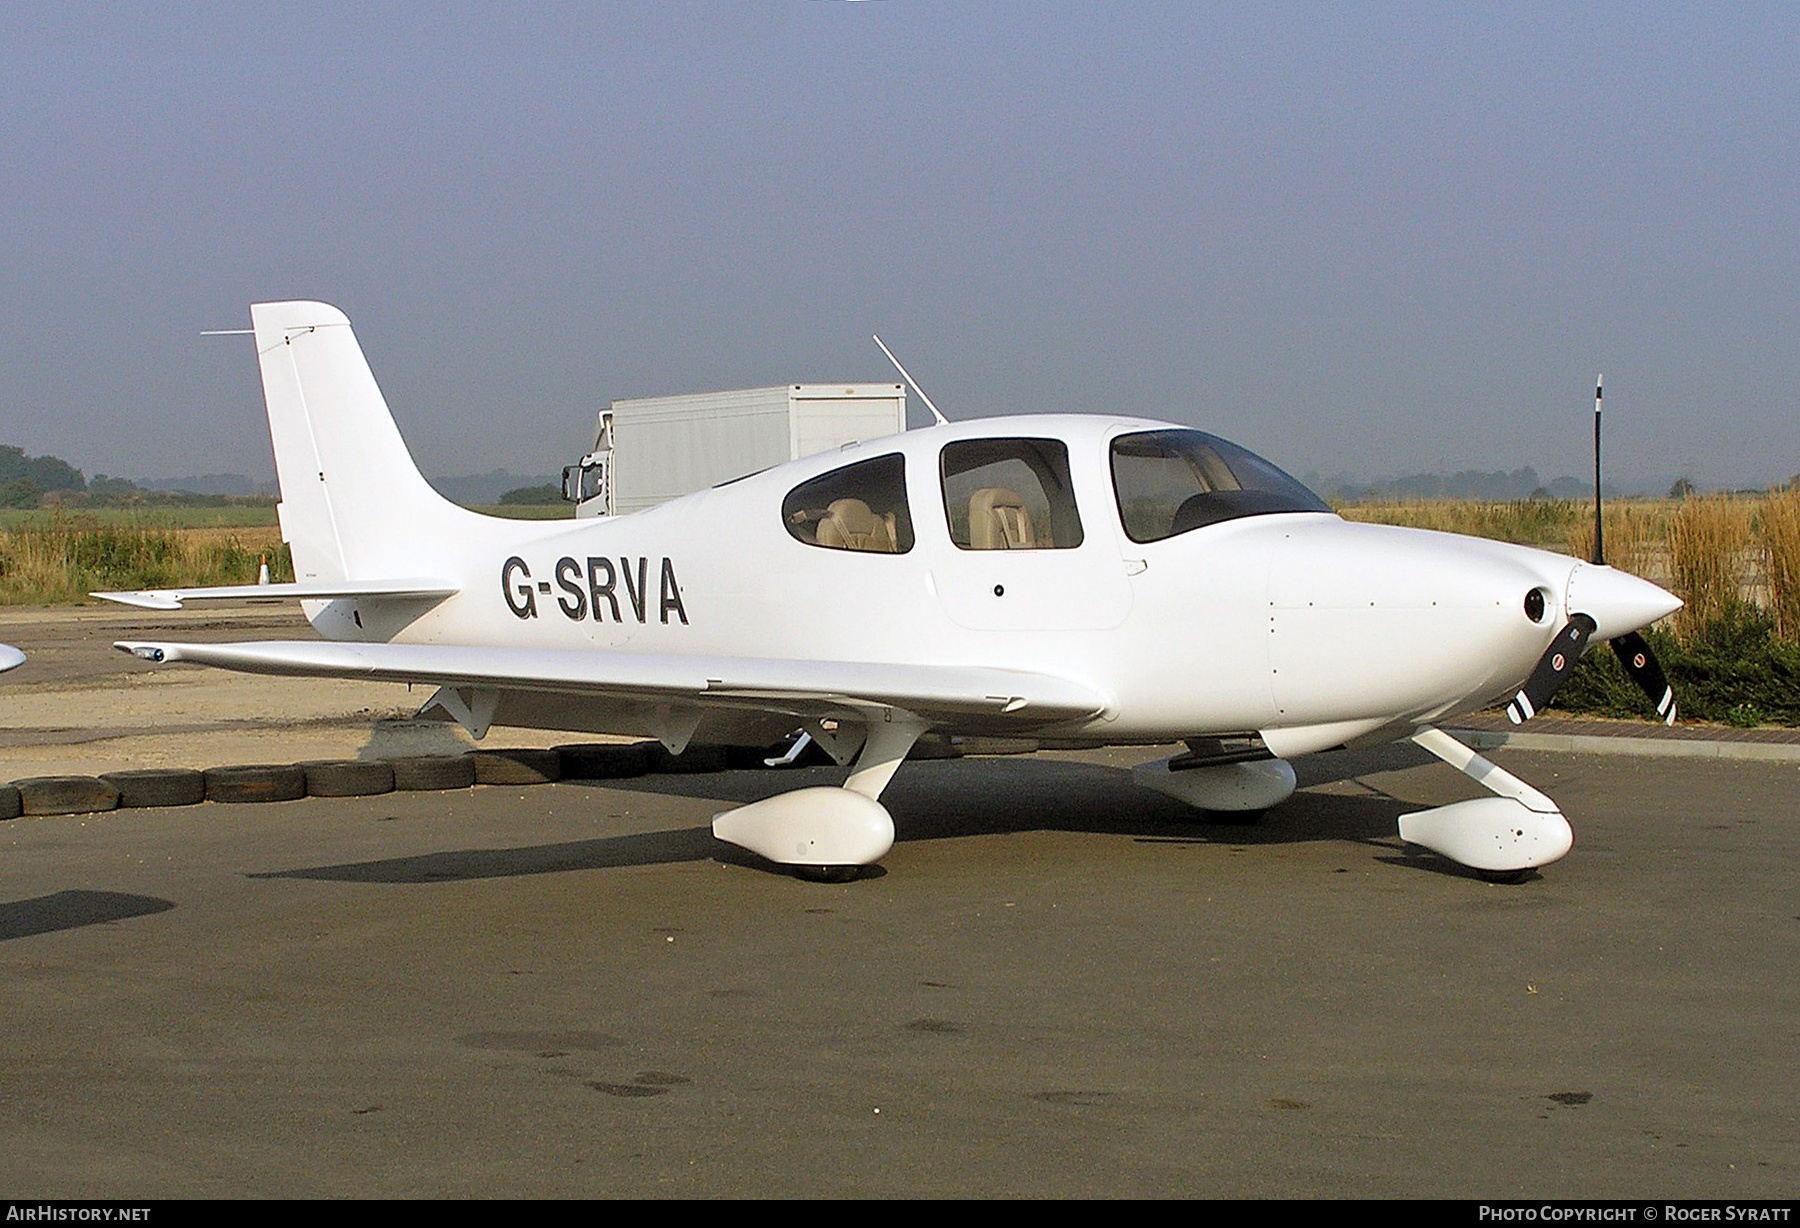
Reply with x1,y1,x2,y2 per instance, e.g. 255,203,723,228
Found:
0,643,24,673
111,639,1110,731
92,580,459,611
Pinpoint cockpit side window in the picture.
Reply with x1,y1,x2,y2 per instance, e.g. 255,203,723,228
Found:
1111,429,1330,543
782,454,914,553
940,438,1084,551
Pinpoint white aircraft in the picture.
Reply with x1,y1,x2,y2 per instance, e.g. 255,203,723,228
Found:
0,644,23,673
101,301,1681,882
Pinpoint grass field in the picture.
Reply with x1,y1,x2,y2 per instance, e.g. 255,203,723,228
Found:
0,504,567,604
0,517,291,604
0,505,281,531
466,504,574,520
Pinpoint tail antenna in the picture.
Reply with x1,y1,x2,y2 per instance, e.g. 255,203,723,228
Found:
1592,374,1605,566
872,334,950,427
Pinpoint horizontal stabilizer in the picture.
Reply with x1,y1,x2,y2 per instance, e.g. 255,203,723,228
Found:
111,639,1108,725
92,580,459,611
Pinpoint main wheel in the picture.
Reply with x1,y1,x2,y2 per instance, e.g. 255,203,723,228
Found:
795,865,862,884
1478,868,1530,885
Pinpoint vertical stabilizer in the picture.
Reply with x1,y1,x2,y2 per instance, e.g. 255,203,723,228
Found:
250,301,466,582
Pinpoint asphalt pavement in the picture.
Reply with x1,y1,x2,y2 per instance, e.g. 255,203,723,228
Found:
2,739,1795,1197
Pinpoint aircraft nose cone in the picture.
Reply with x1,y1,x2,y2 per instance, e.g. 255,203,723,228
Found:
1567,563,1682,641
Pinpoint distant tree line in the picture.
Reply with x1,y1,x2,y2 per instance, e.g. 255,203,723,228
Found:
1317,467,1608,503
0,445,85,507
498,483,564,506
0,445,274,509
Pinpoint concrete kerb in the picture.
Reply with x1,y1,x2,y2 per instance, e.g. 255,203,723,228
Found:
1448,727,1800,762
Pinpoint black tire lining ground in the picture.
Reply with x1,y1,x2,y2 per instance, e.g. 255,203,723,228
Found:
204,764,307,804
301,760,396,798
472,749,563,785
389,755,477,791
646,744,731,774
3,736,810,818
14,776,120,816
555,742,652,779
99,769,206,808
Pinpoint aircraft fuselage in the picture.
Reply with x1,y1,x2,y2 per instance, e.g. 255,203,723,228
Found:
305,413,1635,753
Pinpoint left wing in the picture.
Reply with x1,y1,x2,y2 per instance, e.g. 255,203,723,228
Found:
113,638,1109,740
0,643,23,673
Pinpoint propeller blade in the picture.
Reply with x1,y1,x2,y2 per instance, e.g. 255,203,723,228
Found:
1506,614,1597,724
1610,631,1677,725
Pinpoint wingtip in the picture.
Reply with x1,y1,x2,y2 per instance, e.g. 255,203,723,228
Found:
92,590,183,610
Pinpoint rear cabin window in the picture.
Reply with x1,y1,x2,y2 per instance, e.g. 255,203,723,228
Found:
1110,429,1330,543
940,438,1084,550
782,454,914,553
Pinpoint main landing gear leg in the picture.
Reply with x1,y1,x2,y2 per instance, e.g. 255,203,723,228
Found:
712,713,927,882
1402,726,1572,880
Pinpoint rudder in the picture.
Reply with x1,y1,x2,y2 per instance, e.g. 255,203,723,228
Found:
250,301,466,583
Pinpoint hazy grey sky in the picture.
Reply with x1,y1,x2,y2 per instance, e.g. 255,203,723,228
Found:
2,2,1796,489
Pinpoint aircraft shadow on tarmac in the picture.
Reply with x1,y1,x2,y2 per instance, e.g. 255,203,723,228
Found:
254,743,1478,885
0,890,175,941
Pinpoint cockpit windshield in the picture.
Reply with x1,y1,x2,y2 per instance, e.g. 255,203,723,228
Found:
1110,429,1330,543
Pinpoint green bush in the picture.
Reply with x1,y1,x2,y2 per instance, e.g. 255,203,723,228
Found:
498,484,563,506
1553,605,1800,725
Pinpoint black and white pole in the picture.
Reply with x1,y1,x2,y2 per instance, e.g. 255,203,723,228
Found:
1592,374,1604,566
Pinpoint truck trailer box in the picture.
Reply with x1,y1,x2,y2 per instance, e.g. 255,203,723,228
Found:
571,383,907,516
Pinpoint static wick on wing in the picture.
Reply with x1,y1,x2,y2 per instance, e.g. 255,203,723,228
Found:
872,334,950,427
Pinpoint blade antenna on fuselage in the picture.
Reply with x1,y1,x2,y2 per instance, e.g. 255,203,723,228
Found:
872,334,950,427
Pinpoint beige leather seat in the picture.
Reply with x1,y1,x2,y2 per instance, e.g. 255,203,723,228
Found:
968,487,1045,549
816,498,897,552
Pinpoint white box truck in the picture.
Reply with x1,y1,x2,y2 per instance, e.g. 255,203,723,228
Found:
564,383,908,517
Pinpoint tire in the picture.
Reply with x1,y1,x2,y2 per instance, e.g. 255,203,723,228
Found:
301,759,396,798
203,764,307,804
388,755,476,791
99,768,205,809
0,786,21,821
15,776,121,816
795,865,862,884
1479,868,1531,885
472,749,562,785
555,742,651,780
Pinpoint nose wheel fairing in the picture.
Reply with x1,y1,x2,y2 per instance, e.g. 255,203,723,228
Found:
1401,726,1572,874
